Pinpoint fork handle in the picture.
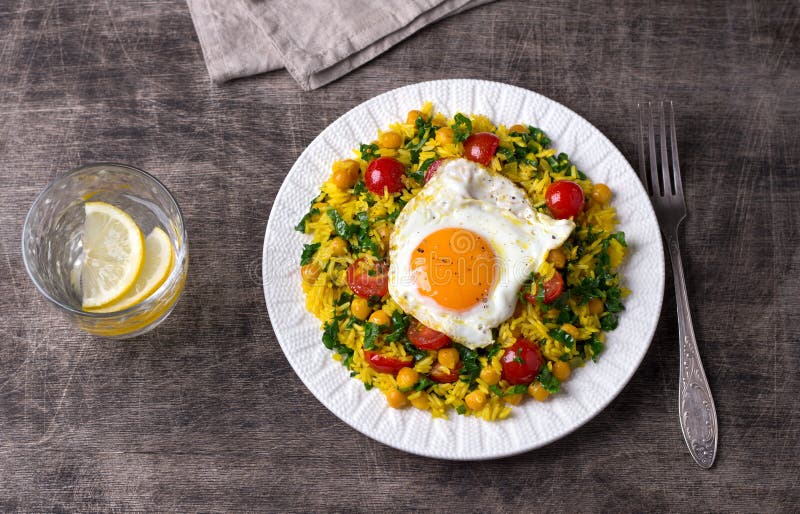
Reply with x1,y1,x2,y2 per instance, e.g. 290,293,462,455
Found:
665,230,718,468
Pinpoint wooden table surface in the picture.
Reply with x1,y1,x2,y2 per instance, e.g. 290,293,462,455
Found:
1,0,798,511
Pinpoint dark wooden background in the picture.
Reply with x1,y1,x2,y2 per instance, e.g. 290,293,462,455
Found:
1,0,797,511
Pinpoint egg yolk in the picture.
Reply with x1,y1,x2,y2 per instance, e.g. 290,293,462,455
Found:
410,228,496,311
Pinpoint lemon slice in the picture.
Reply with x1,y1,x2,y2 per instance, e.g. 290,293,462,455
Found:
81,202,145,309
89,227,174,313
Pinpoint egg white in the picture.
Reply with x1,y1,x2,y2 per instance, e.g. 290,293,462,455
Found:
388,158,575,349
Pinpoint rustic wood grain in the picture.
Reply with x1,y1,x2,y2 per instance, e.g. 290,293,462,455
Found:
1,0,798,511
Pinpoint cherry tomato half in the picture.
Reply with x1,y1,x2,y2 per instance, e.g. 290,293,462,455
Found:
430,361,462,383
364,350,413,374
500,339,544,385
407,319,451,350
463,132,500,166
365,157,405,194
424,158,446,182
545,180,585,219
346,257,389,298
523,271,565,305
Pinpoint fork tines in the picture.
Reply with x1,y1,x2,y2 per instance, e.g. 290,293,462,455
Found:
636,101,684,200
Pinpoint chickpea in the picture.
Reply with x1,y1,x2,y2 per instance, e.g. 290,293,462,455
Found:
329,237,348,257
350,297,371,320
386,388,407,409
561,323,580,340
410,394,430,410
437,347,460,369
588,298,604,315
301,263,321,284
465,390,488,411
331,159,360,190
396,367,419,389
509,124,528,134
528,382,550,402
406,110,426,124
591,183,612,205
368,310,390,327
435,127,455,145
479,367,501,386
378,131,403,149
552,360,571,381
504,393,523,405
548,248,567,269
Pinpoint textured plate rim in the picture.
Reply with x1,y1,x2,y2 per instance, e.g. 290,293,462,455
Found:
263,79,664,460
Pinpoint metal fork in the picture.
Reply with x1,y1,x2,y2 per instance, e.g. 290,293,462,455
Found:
637,101,718,469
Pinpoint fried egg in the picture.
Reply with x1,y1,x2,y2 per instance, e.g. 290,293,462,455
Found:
388,158,575,349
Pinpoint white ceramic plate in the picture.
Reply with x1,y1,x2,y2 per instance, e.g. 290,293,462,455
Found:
263,80,664,460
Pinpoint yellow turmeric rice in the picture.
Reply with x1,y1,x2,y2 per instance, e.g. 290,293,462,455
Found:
296,103,628,420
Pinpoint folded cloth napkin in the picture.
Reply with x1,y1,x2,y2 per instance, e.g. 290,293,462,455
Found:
187,0,493,90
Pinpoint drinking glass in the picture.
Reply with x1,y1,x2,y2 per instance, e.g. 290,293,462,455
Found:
22,163,188,338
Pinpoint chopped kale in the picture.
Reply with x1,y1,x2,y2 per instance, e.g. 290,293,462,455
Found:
608,231,627,247
506,384,528,396
457,344,481,383
518,273,545,307
405,116,437,161
600,313,619,331
549,327,576,349
363,322,381,350
345,315,364,329
555,306,578,325
359,143,380,162
498,146,516,161
585,334,604,362
408,168,426,184
295,206,320,233
534,277,546,306
419,157,437,172
327,208,353,239
373,310,424,361
604,286,624,314
584,224,598,244
407,158,435,186
353,211,380,255
486,341,503,358
353,180,367,196
379,209,401,224
451,113,472,142
569,275,604,303
536,367,561,393
322,319,339,350
384,310,409,343
300,242,320,266
335,292,353,306
530,128,551,146
404,340,427,362
321,318,354,367
565,231,627,322
414,376,435,391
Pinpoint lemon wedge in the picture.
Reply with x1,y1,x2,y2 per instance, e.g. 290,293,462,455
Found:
88,227,174,313
81,202,145,309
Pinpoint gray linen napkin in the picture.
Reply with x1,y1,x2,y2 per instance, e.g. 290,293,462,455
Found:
187,0,493,90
